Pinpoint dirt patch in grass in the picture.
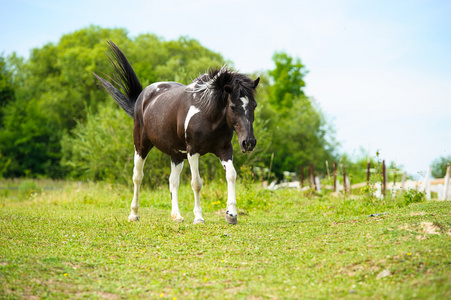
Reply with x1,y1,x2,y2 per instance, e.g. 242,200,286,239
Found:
410,211,426,216
96,291,120,300
420,222,441,235
398,221,448,236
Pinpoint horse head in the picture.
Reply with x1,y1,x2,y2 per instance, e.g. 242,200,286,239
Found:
223,75,260,153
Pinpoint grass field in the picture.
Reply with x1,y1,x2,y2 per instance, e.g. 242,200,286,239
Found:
1,179,451,299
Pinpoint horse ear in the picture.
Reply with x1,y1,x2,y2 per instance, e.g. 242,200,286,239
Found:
224,85,233,94
252,77,260,89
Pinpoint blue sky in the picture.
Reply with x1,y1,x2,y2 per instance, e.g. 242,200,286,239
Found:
1,0,450,177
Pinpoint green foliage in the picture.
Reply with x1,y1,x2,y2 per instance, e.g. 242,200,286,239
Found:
0,96,62,177
18,180,42,196
0,55,15,126
61,103,175,187
0,26,130,178
61,103,134,183
431,155,451,178
402,188,426,205
128,34,226,86
268,52,307,110
259,52,337,178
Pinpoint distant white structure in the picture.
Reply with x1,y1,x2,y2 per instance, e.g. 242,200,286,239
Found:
265,165,451,200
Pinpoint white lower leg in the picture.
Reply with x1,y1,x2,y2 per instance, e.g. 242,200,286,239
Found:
222,160,237,218
188,153,204,223
170,161,184,222
129,151,146,221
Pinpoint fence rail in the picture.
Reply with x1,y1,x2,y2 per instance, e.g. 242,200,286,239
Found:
265,163,451,200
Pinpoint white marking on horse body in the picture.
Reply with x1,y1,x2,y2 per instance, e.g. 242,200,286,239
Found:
179,150,187,154
240,96,249,115
184,105,200,140
193,93,197,99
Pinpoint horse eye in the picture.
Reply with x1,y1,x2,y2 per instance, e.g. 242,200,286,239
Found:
230,105,236,112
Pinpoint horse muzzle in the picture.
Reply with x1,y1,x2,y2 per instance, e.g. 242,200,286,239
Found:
240,138,257,153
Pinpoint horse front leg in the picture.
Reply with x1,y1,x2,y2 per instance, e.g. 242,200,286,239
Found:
217,149,238,225
187,153,204,224
170,157,184,222
129,151,147,221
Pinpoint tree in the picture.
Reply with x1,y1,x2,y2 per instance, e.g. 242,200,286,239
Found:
268,52,307,111
263,52,337,178
0,26,130,178
0,55,15,126
431,155,451,178
0,98,61,177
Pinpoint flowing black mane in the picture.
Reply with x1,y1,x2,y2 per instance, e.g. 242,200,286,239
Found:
186,67,257,111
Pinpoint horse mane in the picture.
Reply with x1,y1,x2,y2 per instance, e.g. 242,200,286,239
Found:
187,66,256,113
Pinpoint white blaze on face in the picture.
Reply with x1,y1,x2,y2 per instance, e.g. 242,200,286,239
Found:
240,96,249,115
184,105,200,140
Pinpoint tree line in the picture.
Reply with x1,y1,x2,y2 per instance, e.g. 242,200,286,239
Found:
2,25,446,186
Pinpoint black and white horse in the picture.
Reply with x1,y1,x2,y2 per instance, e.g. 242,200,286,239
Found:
94,41,259,224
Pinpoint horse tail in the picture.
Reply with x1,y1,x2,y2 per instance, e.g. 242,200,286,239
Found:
93,40,143,118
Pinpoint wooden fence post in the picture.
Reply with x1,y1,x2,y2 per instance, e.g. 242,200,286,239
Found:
310,163,317,191
333,162,337,193
392,168,400,198
325,161,331,180
300,166,304,189
366,161,371,183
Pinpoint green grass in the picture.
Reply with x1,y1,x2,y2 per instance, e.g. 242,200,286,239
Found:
1,179,450,299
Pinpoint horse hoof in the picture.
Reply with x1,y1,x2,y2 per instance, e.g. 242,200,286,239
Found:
193,218,205,224
128,214,140,222
173,217,184,223
225,211,238,225
171,213,184,223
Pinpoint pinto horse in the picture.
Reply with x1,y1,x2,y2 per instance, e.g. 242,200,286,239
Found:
94,41,259,224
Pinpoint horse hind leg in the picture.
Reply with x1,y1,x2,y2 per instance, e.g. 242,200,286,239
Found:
128,149,149,221
187,153,204,224
170,157,185,222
